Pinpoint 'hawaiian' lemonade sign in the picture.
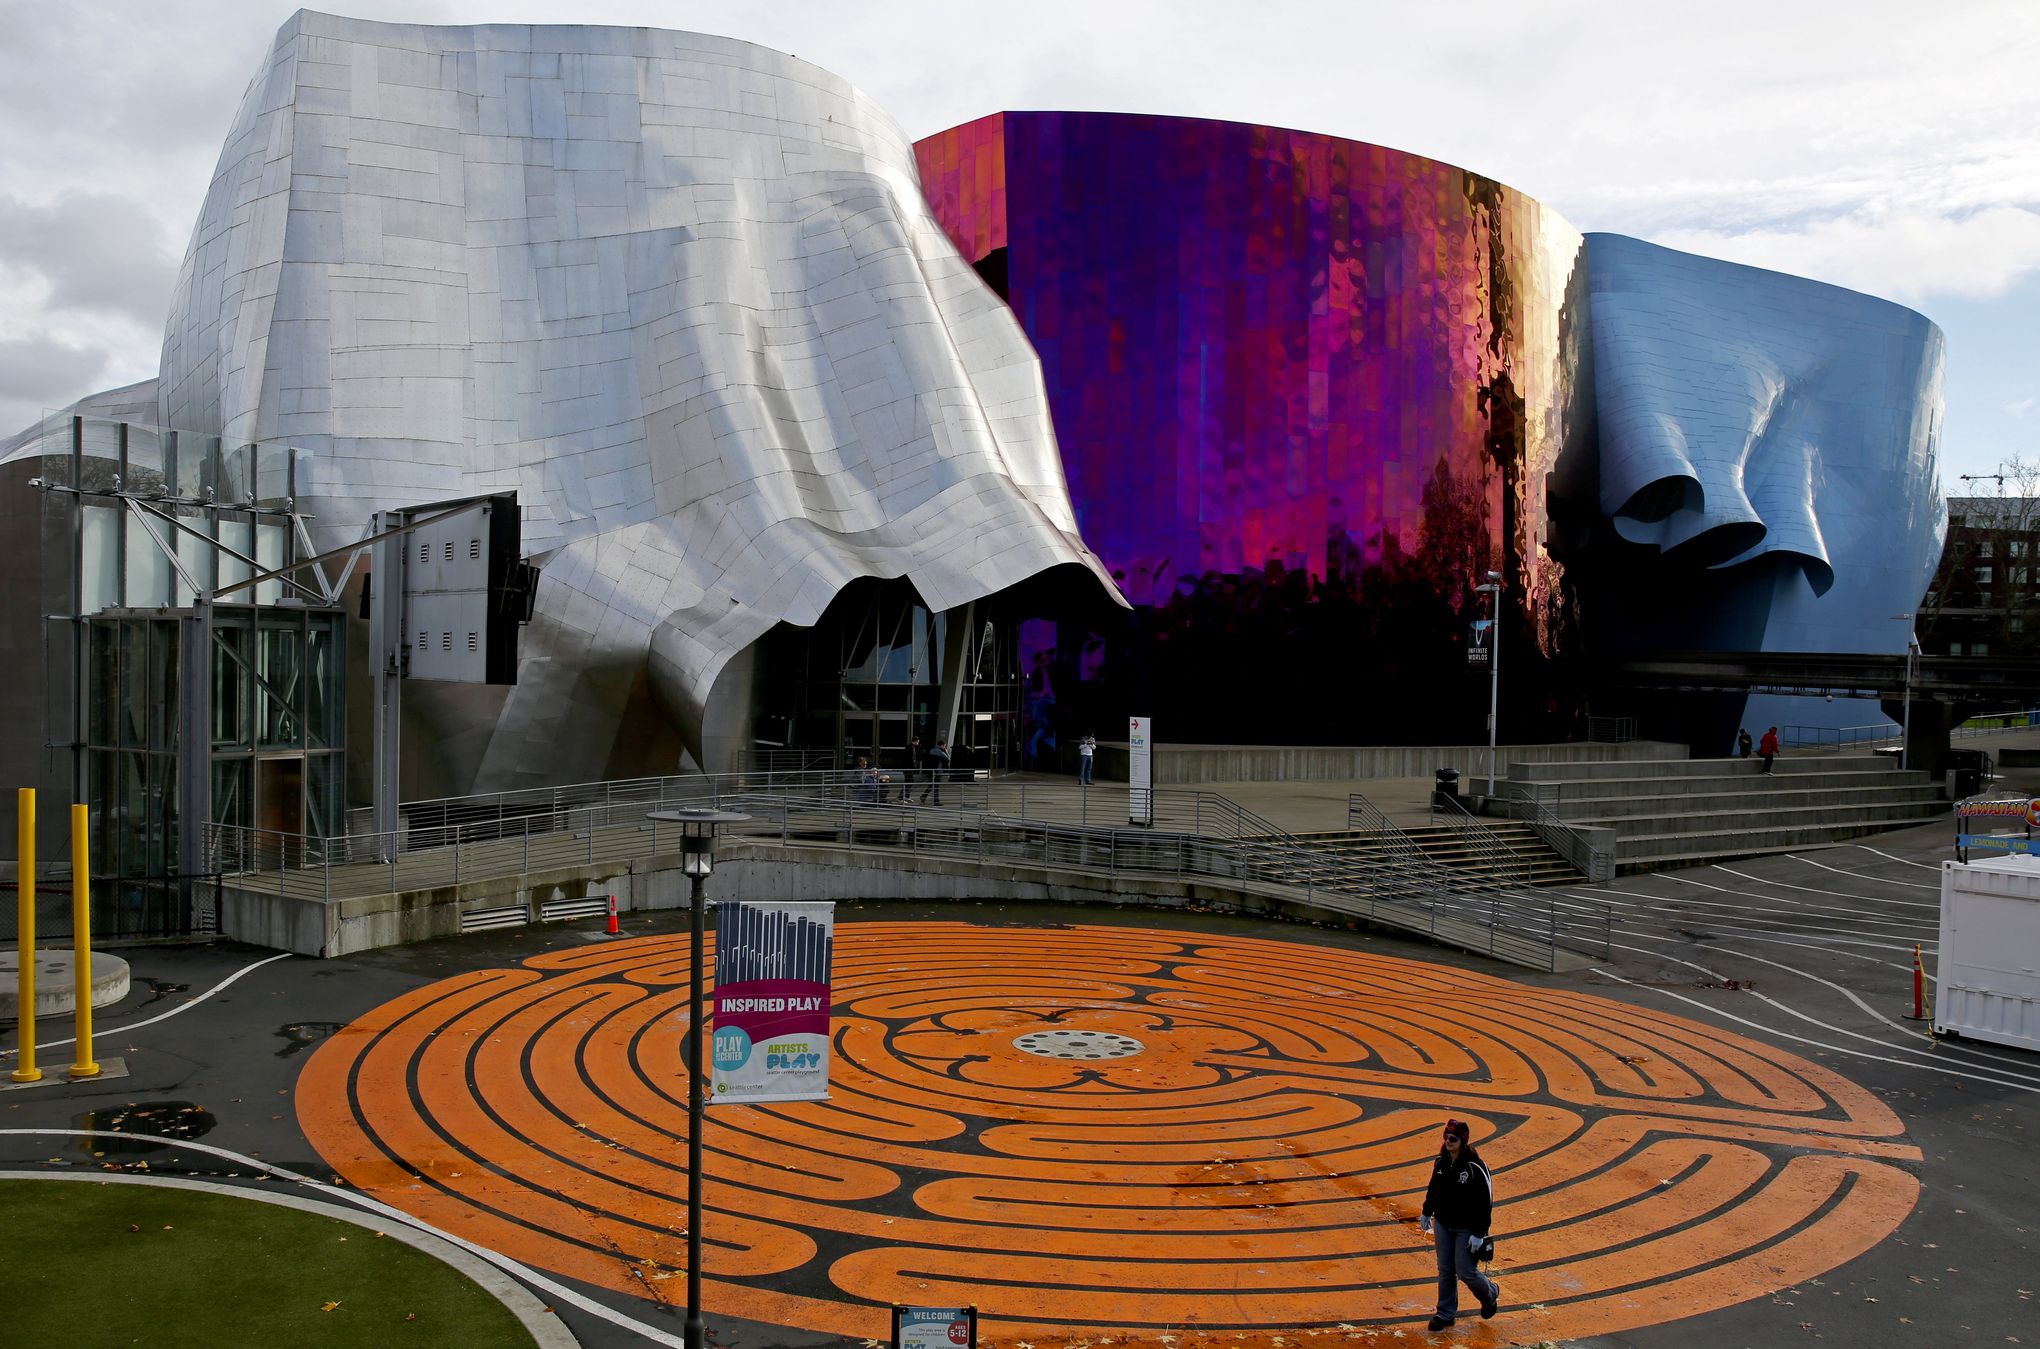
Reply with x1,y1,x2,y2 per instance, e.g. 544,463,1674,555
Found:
710,900,834,1104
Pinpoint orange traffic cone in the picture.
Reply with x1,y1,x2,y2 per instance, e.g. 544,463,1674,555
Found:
605,893,621,937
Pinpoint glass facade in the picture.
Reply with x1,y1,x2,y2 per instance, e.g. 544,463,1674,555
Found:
19,414,342,883
85,605,346,879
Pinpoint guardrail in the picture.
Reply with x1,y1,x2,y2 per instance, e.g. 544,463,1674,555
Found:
396,770,1275,840
1495,781,1617,883
1784,707,2040,751
210,783,1611,971
1586,716,1638,743
1428,791,1533,888
1343,792,1435,873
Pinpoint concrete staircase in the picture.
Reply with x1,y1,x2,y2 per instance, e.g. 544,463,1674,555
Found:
1506,754,1949,872
1289,822,1584,889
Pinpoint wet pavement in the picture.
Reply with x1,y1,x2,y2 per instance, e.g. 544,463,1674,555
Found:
0,813,2032,1349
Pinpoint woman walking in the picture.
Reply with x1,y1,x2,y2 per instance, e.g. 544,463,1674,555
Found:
1418,1118,1499,1332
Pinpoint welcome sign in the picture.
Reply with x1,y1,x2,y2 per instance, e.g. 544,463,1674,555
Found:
711,900,834,1104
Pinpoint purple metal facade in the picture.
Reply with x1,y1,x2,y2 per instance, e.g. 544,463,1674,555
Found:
915,112,1585,647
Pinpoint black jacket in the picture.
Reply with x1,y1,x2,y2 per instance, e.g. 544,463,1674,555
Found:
1421,1151,1493,1236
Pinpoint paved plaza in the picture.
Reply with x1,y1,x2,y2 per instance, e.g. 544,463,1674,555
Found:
1,804,2033,1348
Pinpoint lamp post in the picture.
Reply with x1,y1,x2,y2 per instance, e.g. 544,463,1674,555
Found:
647,806,749,1349
1476,572,1503,795
1891,613,1917,770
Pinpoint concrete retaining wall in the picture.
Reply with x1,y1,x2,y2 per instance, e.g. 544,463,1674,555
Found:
222,839,1373,959
1092,740,1687,784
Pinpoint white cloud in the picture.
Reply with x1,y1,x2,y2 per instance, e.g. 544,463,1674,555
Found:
0,192,181,324
1649,205,2040,305
0,0,2035,473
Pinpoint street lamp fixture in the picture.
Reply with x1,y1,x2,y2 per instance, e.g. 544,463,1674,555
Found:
1475,572,1502,795
647,806,749,1349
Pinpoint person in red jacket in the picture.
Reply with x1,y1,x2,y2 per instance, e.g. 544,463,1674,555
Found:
1759,726,1780,775
1418,1118,1499,1331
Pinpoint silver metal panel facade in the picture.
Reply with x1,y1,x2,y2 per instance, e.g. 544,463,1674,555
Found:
138,12,1112,789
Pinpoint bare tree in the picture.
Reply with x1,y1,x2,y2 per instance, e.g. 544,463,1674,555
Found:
1923,453,2040,659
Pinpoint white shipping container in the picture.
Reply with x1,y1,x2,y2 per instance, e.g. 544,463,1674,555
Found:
1936,855,2040,1051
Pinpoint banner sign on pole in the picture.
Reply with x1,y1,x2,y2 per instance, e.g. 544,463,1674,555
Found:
1128,715,1153,826
893,1305,977,1348
1468,618,1491,667
711,900,834,1104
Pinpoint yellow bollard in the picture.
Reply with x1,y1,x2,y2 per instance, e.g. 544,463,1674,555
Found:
69,803,98,1079
11,788,39,1084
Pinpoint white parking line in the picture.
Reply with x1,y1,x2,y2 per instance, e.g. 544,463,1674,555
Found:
1,952,294,1056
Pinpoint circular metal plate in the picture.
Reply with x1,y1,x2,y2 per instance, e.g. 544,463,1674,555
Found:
1012,1029,1146,1060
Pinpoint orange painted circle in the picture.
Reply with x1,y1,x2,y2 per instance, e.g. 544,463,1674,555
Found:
297,924,1920,1345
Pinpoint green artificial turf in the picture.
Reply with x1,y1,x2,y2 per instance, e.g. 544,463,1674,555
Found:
0,1178,539,1348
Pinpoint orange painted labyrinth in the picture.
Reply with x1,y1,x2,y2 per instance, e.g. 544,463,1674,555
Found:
298,924,1921,1345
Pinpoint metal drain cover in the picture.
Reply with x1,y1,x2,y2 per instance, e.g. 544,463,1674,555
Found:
1013,1029,1146,1060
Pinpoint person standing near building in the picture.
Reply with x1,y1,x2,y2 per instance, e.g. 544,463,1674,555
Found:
1078,731,1097,786
1759,726,1780,775
906,732,925,802
921,737,951,804
1736,727,1753,759
1418,1118,1499,1332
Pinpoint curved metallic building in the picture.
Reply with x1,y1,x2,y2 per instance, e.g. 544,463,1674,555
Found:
914,112,1944,745
3,30,1949,804
68,13,1116,788
1582,233,1945,653
916,112,1587,624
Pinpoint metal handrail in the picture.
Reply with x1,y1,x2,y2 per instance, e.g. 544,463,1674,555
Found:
209,783,1615,971
1497,780,1616,884
1428,791,1533,889
1783,707,2040,751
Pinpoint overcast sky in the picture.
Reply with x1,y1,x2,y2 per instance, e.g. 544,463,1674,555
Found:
2,0,2035,487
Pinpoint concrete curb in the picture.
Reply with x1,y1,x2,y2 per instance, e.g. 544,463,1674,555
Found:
0,1169,578,1348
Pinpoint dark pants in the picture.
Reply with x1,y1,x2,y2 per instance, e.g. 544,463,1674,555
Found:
1433,1226,1496,1324
1761,753,1775,773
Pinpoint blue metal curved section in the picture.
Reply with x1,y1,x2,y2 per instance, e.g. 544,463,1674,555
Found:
1586,233,1945,662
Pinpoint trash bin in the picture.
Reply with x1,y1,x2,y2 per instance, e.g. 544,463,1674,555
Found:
1949,748,1986,799
1432,767,1460,810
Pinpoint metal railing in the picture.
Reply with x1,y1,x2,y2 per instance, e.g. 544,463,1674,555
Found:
1343,792,1436,873
1784,708,2040,751
1496,781,1616,883
396,769,1275,840
1428,792,1533,888
729,748,843,775
209,781,1612,971
1586,716,1638,743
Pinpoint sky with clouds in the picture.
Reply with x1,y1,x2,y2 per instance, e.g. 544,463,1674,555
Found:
1,0,2034,487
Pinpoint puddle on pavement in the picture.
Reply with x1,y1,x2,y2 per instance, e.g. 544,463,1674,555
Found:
274,1022,343,1058
71,1100,218,1159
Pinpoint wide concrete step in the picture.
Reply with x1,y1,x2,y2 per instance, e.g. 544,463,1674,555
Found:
1549,783,1948,822
1280,825,1583,888
1516,754,1900,783
1616,815,1950,870
1528,767,1937,802
1596,797,1949,842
